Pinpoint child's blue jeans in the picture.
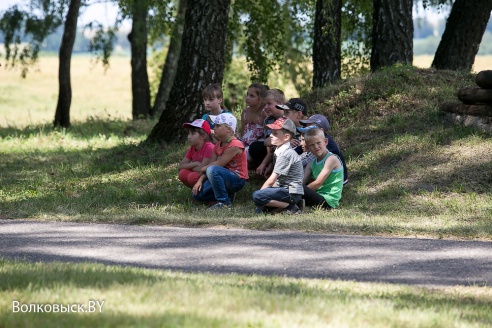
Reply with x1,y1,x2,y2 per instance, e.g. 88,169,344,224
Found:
252,187,302,207
192,165,246,205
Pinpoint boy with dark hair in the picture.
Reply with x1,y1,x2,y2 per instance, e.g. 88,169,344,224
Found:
252,117,304,214
276,98,308,155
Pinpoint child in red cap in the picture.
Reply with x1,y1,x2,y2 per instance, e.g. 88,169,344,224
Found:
178,119,215,188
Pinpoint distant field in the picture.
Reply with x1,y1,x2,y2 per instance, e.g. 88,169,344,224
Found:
0,55,132,127
1,55,491,128
413,55,492,72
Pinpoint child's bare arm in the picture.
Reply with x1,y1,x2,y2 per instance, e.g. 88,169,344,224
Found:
261,172,278,190
192,157,212,172
306,156,340,190
303,160,313,185
199,153,218,174
178,157,198,170
200,147,240,174
256,147,273,175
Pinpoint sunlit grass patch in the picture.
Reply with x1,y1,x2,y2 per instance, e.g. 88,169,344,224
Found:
0,258,491,327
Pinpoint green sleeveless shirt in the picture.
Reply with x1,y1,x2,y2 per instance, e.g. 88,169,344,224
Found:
311,152,343,208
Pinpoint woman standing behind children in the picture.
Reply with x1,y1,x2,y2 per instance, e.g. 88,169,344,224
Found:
178,119,215,188
240,83,269,167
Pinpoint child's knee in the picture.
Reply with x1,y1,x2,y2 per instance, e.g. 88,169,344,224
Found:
187,172,200,186
178,169,190,183
205,165,220,178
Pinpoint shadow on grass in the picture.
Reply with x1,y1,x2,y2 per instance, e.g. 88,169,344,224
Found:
0,257,491,327
0,118,154,141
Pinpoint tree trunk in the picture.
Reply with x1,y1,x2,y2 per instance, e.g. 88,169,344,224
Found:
151,0,188,117
312,0,342,88
53,0,81,128
128,0,151,120
441,102,492,117
370,0,413,72
457,87,492,104
432,0,492,71
147,0,231,143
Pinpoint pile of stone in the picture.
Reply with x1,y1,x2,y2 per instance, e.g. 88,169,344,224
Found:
441,70,492,132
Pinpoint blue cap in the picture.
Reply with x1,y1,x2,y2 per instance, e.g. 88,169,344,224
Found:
297,124,320,134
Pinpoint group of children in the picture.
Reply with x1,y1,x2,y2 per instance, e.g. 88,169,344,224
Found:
177,83,348,214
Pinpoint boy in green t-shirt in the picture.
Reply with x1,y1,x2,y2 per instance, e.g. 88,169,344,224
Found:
302,128,343,209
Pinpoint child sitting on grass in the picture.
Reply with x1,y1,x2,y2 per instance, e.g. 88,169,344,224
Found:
240,83,269,167
178,119,215,188
276,98,308,155
254,89,286,177
252,117,304,215
192,113,249,209
302,127,343,209
300,114,349,185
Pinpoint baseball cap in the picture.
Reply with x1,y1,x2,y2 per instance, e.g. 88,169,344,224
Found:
297,124,320,134
182,119,211,135
300,114,330,131
213,112,237,133
275,98,308,116
266,117,297,135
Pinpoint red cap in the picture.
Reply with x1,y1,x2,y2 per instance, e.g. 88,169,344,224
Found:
182,119,211,135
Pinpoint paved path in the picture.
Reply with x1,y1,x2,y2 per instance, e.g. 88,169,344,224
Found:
1,219,491,288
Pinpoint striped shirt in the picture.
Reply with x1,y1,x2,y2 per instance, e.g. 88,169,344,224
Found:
273,143,304,195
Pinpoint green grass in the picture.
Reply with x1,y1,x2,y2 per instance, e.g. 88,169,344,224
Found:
1,258,491,327
2,60,492,327
1,64,491,240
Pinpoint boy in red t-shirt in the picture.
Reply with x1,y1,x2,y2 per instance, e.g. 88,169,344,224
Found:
178,119,215,188
192,113,249,209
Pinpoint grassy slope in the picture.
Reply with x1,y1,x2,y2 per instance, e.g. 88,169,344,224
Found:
1,64,491,240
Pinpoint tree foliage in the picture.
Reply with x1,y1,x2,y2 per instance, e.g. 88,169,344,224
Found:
227,0,314,91
340,0,372,77
0,0,68,77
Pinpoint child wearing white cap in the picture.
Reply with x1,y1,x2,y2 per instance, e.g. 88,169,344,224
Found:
192,113,249,209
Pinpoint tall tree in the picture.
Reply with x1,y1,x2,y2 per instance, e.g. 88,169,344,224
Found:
152,0,187,117
432,0,492,71
312,0,342,88
128,0,151,120
53,0,81,128
370,0,413,72
147,0,231,143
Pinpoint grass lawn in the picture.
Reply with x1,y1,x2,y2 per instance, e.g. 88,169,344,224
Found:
1,56,492,327
1,57,491,240
1,258,491,327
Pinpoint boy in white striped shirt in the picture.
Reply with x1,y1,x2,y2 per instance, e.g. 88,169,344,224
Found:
252,117,304,214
